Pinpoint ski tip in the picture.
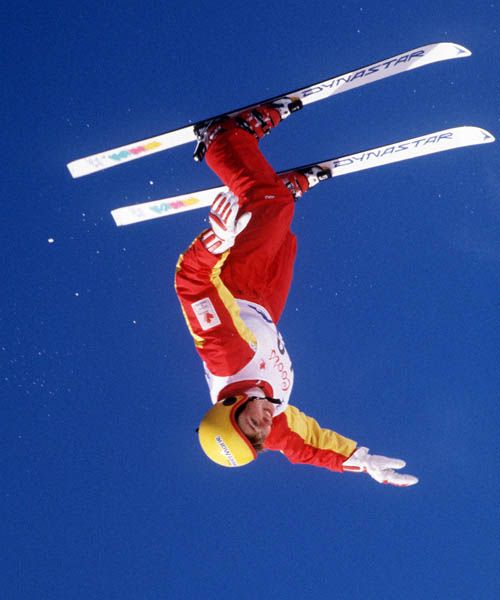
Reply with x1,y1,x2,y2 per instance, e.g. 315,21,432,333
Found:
431,42,471,57
479,129,496,142
460,126,496,143
450,42,472,57
437,42,471,57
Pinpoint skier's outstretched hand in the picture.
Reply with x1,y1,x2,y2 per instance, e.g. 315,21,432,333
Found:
342,446,418,487
201,191,251,254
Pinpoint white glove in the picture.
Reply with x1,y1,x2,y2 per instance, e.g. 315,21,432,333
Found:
343,446,418,487
201,191,252,254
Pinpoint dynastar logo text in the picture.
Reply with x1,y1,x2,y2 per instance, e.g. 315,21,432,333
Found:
332,131,454,168
300,50,426,99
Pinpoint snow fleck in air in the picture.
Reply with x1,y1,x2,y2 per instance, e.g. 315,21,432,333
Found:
149,180,154,185
48,238,55,244
132,320,137,324
74,292,80,297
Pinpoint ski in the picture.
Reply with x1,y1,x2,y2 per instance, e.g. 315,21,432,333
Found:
68,42,470,178
110,126,494,226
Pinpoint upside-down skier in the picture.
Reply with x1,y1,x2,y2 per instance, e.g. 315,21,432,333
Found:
174,101,418,486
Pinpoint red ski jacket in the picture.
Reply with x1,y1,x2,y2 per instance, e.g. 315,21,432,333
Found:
175,123,357,472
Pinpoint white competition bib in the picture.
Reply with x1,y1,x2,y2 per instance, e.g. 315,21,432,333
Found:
204,300,294,414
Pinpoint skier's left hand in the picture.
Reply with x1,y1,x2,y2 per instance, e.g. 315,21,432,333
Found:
201,191,251,254
342,446,418,487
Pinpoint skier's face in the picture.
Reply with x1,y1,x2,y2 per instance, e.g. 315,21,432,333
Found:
237,398,275,440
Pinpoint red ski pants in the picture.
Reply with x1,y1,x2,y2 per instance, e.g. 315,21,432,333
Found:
205,123,297,323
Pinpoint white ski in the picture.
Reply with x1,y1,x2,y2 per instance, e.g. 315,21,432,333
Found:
111,126,494,226
68,42,470,178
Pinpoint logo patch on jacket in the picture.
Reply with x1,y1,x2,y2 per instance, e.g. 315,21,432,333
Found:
191,298,221,330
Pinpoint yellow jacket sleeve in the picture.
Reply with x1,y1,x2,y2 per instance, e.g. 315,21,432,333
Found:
264,405,357,472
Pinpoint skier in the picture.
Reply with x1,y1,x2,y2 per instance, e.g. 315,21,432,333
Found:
175,101,418,486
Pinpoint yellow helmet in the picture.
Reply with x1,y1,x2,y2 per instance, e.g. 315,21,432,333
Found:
198,396,257,467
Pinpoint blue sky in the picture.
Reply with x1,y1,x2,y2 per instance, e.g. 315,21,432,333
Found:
3,2,500,599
